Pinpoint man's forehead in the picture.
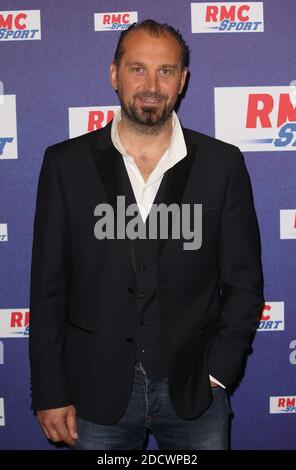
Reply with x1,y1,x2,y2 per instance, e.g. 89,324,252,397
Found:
121,30,181,60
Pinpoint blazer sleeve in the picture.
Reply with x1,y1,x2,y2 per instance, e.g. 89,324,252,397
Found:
207,148,264,389
29,146,72,410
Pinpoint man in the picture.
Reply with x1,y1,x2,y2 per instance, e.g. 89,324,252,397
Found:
29,20,264,450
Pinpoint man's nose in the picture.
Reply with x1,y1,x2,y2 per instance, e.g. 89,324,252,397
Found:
145,72,159,93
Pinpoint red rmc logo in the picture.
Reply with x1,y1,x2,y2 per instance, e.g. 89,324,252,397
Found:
246,94,296,128
0,13,27,30
103,14,130,25
88,110,115,131
10,311,30,328
205,5,250,22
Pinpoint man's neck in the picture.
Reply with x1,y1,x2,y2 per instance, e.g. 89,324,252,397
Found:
117,113,173,160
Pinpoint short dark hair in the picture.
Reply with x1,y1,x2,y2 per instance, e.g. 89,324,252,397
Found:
113,19,190,70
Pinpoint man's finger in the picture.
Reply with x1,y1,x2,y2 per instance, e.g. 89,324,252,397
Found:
53,421,76,446
66,408,78,442
45,424,62,443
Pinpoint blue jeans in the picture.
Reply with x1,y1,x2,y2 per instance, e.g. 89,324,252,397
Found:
74,361,232,450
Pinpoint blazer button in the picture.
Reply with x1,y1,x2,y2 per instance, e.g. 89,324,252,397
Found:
138,292,145,299
139,264,146,271
140,320,146,326
125,336,134,343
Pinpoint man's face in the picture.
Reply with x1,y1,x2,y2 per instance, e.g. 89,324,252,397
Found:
110,30,188,131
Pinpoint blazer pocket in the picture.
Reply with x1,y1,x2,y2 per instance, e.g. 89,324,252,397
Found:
68,303,94,333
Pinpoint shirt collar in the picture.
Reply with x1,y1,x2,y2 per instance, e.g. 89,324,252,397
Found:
110,107,187,168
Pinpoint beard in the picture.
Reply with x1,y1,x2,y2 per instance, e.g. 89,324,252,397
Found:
117,89,176,135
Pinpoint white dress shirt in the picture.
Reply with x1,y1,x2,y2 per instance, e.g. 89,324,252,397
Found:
111,108,187,222
110,108,225,389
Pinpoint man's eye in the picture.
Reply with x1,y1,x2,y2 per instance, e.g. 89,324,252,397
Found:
160,69,171,76
132,67,144,73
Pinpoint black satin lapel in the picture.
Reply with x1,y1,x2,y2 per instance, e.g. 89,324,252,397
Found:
91,126,197,267
158,132,197,257
92,144,123,213
92,142,139,277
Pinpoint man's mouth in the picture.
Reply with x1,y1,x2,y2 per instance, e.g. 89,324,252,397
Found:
138,97,161,105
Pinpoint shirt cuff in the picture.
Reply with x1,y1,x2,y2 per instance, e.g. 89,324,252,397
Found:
209,375,226,389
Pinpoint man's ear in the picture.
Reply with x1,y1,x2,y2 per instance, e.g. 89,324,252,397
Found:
110,62,118,91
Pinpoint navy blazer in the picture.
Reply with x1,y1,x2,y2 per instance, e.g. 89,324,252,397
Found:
29,120,264,424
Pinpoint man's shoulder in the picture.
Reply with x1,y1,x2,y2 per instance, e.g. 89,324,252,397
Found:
183,126,241,156
45,121,112,158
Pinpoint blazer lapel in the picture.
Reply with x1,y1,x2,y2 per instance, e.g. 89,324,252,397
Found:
157,129,197,257
91,121,198,262
92,143,123,216
92,125,137,274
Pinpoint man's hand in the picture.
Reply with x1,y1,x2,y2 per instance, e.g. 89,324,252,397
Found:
37,405,78,446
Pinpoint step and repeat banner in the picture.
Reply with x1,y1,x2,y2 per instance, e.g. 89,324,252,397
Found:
0,0,295,450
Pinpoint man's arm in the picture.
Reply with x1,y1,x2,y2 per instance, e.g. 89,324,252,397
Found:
207,148,264,389
29,147,77,444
